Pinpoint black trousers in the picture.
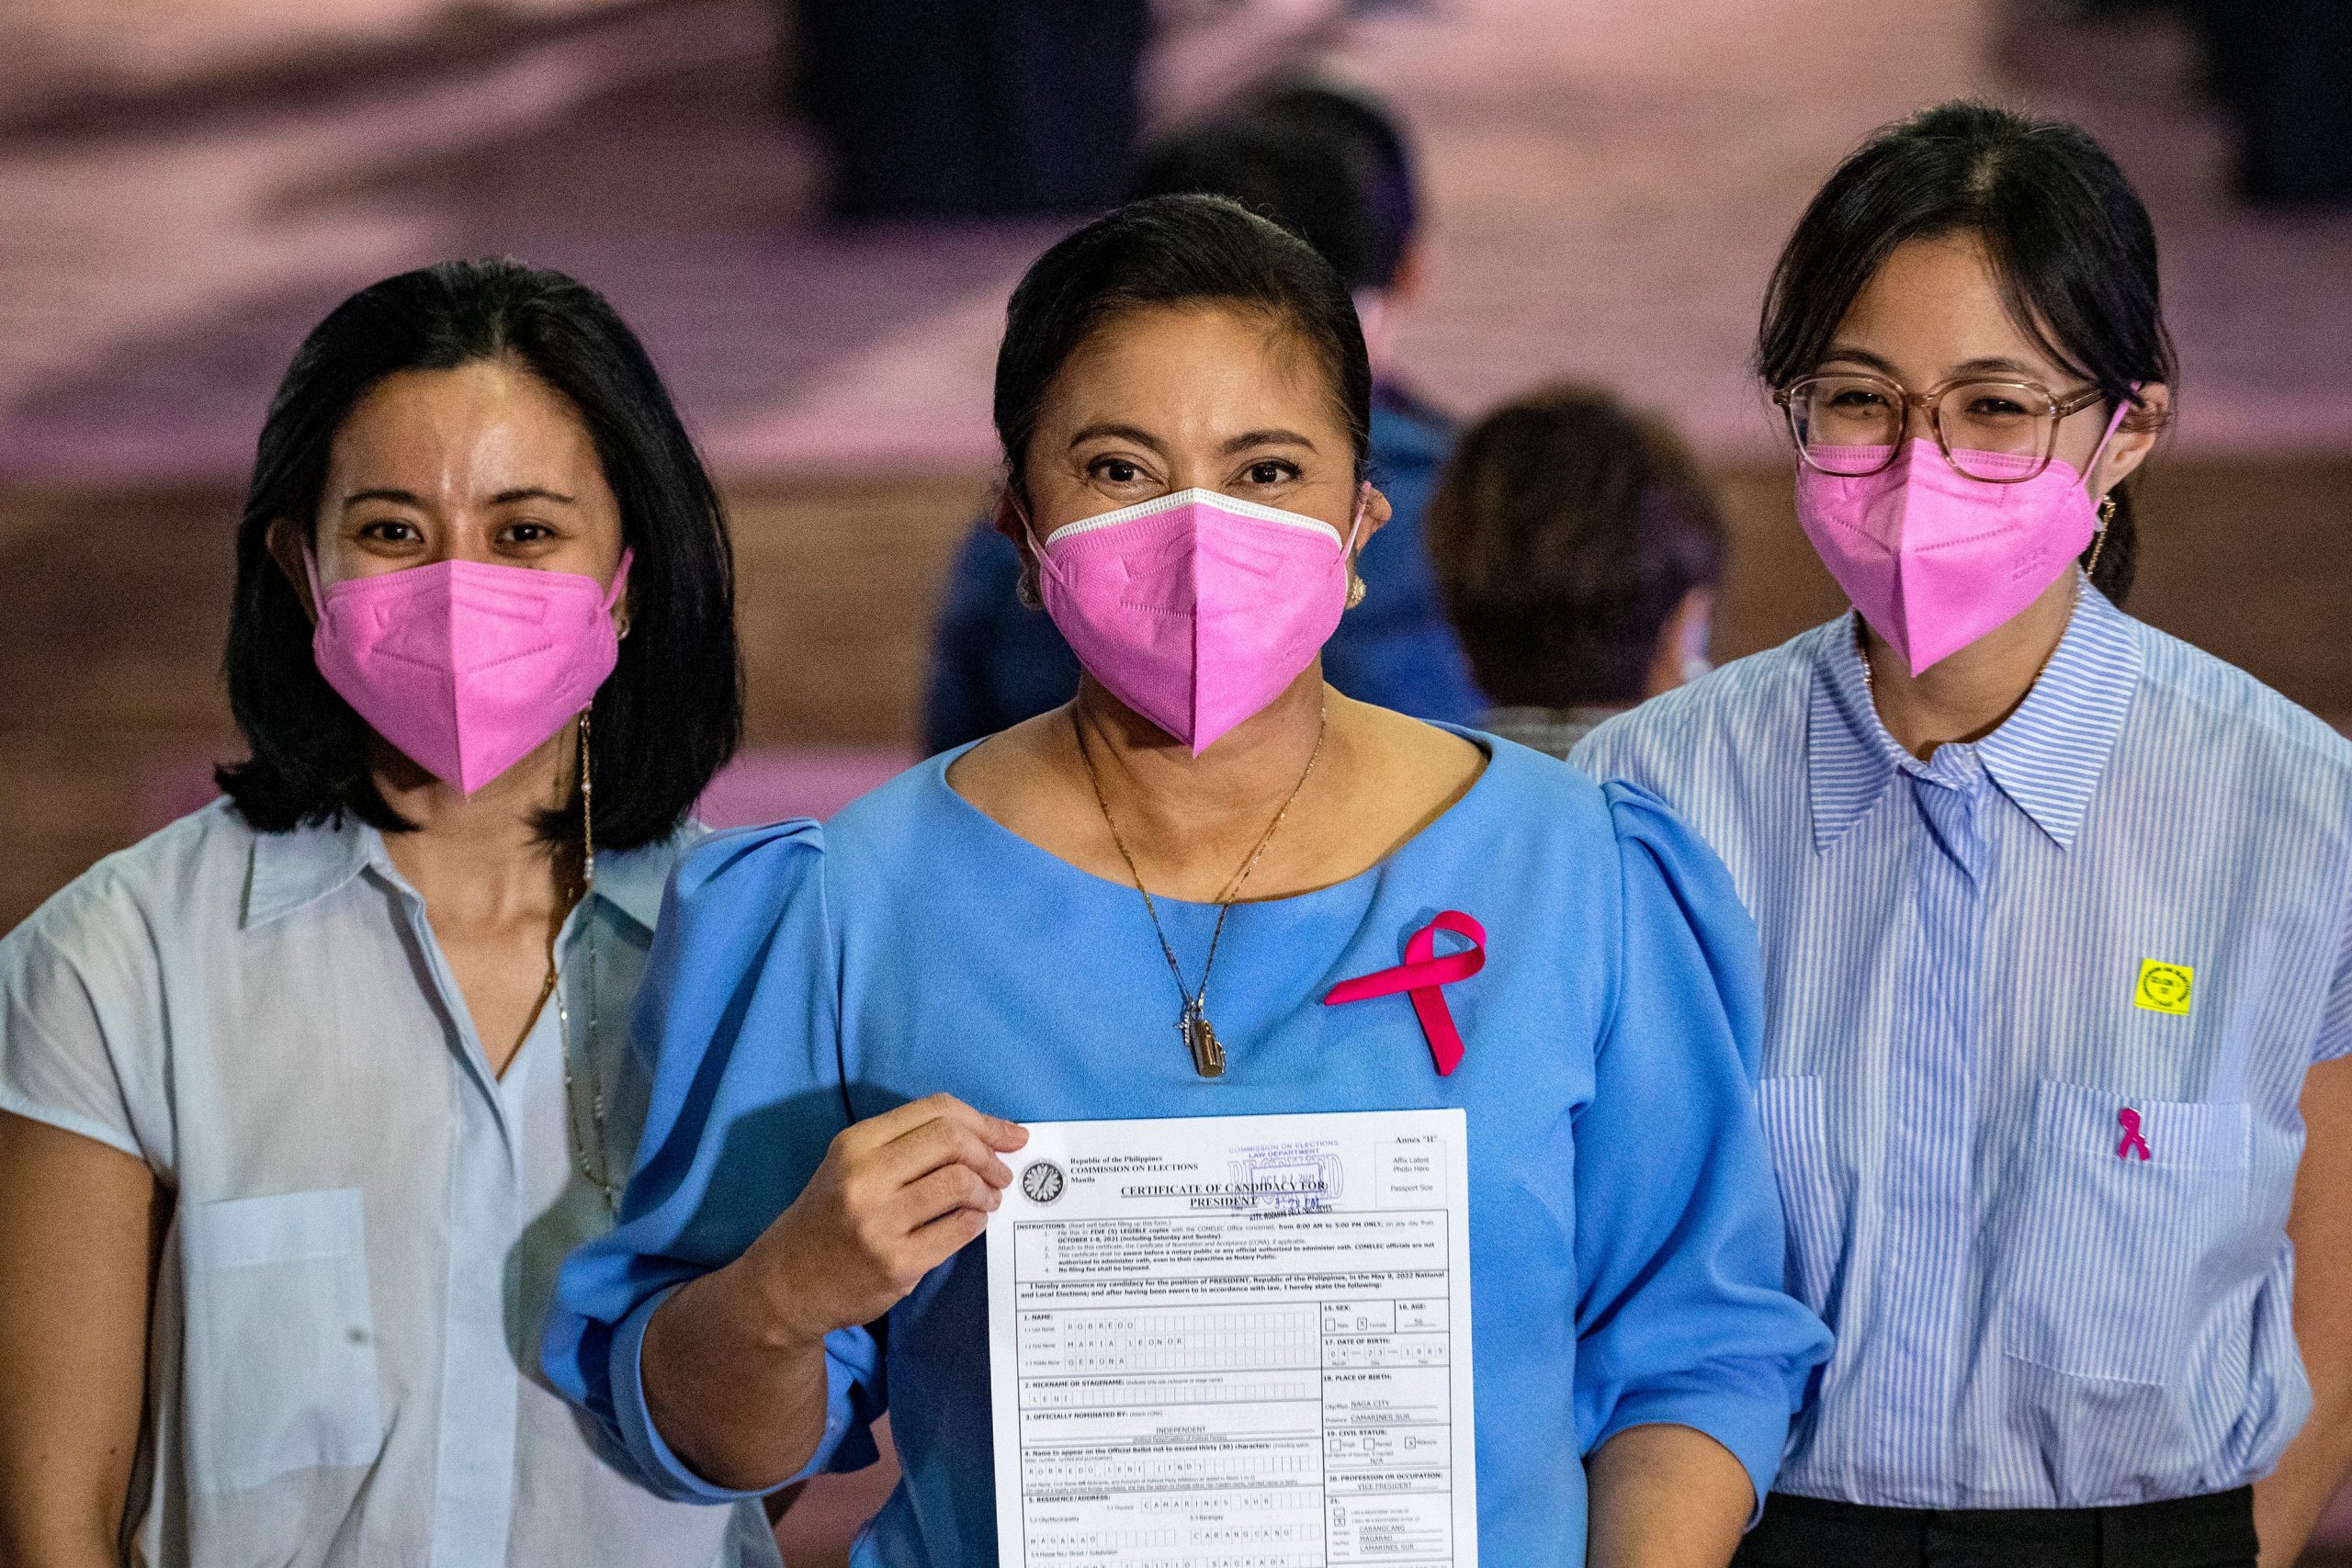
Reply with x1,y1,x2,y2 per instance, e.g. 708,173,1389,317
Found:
1732,1488,2257,1568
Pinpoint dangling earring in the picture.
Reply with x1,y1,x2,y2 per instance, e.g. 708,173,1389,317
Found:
2085,492,2117,580
577,709,596,893
1016,558,1044,610
1345,570,1368,610
561,708,618,1213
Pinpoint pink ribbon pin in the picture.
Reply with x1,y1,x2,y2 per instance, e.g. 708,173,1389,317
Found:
1322,910,1487,1077
2117,1107,2152,1161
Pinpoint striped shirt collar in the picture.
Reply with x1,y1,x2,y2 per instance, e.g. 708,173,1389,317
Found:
244,809,674,931
1807,581,2144,854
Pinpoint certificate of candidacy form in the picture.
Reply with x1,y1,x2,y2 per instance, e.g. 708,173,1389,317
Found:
986,1108,1476,1568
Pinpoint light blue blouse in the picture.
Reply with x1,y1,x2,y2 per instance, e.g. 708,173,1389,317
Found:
1574,585,2352,1509
544,733,1831,1564
0,800,779,1568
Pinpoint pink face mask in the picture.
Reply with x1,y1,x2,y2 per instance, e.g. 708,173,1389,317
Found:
308,548,631,795
1029,487,1363,755
1794,400,2131,675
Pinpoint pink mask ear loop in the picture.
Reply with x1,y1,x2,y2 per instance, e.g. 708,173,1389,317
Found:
2082,385,2140,491
1009,488,1065,592
301,541,328,617
1341,481,1372,553
603,547,634,611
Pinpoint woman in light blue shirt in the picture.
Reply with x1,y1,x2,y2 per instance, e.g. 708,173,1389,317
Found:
544,194,1829,1567
1576,102,2352,1567
0,260,775,1567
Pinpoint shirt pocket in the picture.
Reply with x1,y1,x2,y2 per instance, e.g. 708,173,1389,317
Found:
1999,1080,2250,1386
180,1187,384,1493
1756,1076,1843,1312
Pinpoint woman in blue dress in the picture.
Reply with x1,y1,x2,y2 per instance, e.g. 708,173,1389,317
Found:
1576,103,2352,1567
545,194,1829,1566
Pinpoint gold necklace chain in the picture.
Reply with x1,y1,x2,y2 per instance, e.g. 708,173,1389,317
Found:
552,708,618,1213
1072,701,1329,1078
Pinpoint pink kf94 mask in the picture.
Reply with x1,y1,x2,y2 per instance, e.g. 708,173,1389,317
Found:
309,548,630,794
1031,487,1364,755
1794,400,2131,675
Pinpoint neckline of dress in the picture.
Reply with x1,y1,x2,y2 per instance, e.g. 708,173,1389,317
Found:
931,722,1504,913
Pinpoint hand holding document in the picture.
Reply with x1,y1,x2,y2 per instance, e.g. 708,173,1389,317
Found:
987,1109,1477,1567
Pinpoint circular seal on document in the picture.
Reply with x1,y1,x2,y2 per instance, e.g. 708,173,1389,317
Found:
1020,1161,1066,1205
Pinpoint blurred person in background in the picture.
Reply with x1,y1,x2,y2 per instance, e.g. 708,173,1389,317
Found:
922,78,1483,754
0,260,775,1568
2050,0,2349,205
2198,0,2352,205
547,193,1828,1567
1423,381,1725,760
789,0,1146,219
1576,101,2352,1568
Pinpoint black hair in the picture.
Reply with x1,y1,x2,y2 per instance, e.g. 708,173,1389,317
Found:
1427,382,1725,706
217,257,741,851
1757,100,2176,603
1131,79,1420,293
1253,81,1419,290
993,194,1372,496
1131,121,1379,291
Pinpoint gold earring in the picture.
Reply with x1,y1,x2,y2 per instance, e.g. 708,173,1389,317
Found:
1345,571,1367,609
578,709,595,892
2085,492,2116,579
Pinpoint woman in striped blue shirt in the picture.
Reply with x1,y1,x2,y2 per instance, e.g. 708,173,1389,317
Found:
1576,101,2352,1568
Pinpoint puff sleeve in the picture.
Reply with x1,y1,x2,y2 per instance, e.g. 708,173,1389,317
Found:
541,821,884,1501
1568,784,1831,1510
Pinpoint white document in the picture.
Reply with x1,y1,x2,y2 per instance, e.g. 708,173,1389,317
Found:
988,1108,1476,1568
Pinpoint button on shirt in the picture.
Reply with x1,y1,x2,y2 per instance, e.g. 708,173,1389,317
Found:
0,801,779,1568
1573,585,2352,1509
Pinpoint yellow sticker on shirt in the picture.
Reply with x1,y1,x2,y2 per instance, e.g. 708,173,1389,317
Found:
2135,959,2194,1016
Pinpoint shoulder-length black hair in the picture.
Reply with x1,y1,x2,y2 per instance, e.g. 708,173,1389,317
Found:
993,193,1372,497
1757,100,2177,603
217,257,741,852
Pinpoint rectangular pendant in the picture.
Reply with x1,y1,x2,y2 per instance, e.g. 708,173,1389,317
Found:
1183,1012,1226,1078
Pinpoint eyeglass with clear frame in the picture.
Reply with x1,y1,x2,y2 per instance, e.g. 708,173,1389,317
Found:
1774,371,2109,483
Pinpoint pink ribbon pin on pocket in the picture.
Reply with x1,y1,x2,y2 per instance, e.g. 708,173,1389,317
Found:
2117,1107,2153,1161
1322,910,1486,1077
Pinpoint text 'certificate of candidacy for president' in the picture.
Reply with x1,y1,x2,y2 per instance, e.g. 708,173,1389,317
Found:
986,1108,1476,1568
